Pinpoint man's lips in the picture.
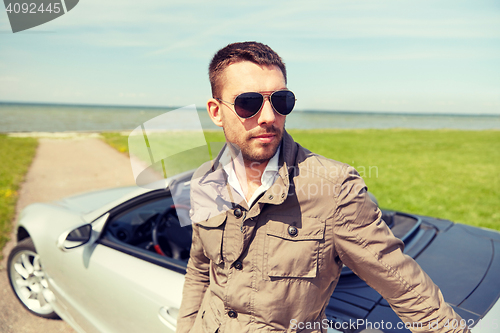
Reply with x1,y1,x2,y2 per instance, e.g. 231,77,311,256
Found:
252,133,277,143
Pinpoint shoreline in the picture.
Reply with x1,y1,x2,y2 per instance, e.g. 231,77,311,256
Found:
3,128,500,138
2,101,500,117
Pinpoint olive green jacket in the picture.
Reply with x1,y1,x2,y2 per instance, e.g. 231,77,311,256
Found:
177,131,468,333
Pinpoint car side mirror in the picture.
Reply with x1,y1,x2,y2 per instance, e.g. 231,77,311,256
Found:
57,224,92,250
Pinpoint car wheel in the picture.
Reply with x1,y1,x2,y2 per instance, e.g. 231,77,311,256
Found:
7,237,59,319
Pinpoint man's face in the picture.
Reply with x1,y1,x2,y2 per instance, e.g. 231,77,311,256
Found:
209,61,287,164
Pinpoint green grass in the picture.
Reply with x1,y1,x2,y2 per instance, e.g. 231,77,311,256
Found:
289,129,500,231
102,131,226,178
102,129,500,231
101,132,129,154
0,135,38,257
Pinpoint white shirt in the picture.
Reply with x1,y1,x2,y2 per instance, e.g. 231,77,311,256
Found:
220,145,281,207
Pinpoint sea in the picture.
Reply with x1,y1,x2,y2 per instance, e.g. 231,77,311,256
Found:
1,102,499,133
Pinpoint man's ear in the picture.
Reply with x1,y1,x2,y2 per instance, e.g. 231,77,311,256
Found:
207,98,223,127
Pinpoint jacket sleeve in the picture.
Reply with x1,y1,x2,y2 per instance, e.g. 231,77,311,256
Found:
176,223,210,333
332,166,470,333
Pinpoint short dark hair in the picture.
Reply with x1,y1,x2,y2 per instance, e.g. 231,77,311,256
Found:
209,41,287,98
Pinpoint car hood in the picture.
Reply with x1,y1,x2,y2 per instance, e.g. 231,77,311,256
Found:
327,215,500,330
412,221,498,311
53,186,140,214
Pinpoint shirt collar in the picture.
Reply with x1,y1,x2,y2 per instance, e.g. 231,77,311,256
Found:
221,144,281,205
261,145,280,182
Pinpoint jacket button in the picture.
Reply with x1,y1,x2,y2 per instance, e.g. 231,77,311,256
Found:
288,226,298,237
233,260,243,270
228,310,238,318
234,208,243,218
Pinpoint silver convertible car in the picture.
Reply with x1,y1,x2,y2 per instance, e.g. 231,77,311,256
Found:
7,171,500,333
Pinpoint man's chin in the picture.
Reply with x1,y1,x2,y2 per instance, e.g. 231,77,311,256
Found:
243,143,279,163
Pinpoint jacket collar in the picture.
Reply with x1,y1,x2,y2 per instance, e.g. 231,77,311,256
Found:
281,130,299,176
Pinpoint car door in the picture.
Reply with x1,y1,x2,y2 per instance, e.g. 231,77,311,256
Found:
50,192,189,333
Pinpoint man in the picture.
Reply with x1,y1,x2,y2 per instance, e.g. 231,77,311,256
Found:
177,42,469,333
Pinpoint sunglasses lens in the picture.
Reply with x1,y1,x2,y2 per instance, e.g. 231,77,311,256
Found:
271,90,295,115
234,92,264,118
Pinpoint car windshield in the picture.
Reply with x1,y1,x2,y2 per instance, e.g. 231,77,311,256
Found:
56,186,139,214
382,211,421,242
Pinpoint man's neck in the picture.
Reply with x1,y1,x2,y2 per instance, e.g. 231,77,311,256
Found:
233,157,269,202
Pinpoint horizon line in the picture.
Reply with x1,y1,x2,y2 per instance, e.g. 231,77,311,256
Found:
1,100,499,118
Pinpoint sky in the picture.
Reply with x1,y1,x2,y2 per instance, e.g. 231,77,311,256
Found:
1,0,499,114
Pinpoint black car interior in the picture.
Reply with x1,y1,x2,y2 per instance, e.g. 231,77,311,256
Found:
100,187,193,271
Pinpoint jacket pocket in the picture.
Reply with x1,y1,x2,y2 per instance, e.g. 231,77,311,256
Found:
197,212,227,265
264,216,325,279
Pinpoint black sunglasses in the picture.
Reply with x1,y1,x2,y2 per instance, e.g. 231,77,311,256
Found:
217,90,296,119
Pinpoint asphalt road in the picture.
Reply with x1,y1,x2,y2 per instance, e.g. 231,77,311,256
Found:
0,135,139,333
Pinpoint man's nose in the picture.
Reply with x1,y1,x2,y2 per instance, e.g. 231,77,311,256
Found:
257,97,276,125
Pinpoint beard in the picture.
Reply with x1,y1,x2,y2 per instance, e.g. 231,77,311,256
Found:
224,124,284,164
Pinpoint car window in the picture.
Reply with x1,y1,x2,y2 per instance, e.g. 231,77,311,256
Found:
102,191,192,263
